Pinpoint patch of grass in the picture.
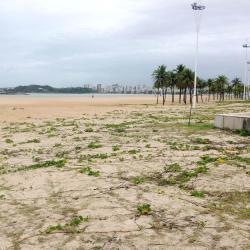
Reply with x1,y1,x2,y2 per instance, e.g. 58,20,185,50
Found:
137,203,151,215
27,159,67,170
27,138,40,143
192,137,210,144
168,141,200,151
236,129,250,137
240,208,250,219
80,166,100,177
159,165,208,186
179,123,215,130
106,122,133,133
87,141,102,149
128,149,140,154
197,155,219,165
191,191,205,198
1,159,68,174
45,215,88,234
234,156,250,164
85,128,94,132
79,153,108,161
132,176,144,185
164,163,182,173
112,145,120,151
5,138,14,144
209,191,250,220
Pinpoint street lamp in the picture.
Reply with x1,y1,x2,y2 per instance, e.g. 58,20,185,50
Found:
243,43,250,100
247,61,250,100
191,2,206,108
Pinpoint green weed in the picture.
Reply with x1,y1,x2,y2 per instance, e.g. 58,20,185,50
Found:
137,203,151,215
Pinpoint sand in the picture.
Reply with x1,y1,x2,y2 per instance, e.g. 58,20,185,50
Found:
0,95,249,250
0,95,156,121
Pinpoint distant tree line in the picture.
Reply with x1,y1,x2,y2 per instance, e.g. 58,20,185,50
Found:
1,85,96,94
152,64,247,105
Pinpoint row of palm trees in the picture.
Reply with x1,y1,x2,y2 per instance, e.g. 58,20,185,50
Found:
152,64,247,105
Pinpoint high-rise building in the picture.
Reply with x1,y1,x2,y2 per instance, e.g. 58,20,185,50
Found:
97,84,102,93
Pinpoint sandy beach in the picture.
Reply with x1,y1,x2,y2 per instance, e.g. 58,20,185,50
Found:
0,96,250,249
0,95,156,121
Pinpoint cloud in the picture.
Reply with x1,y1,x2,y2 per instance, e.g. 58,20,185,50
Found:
0,0,249,87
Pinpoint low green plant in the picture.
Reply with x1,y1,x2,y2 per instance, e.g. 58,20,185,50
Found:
159,165,208,186
197,155,218,165
112,145,120,151
240,208,250,219
165,163,182,173
235,156,250,164
80,166,100,177
79,153,108,161
191,191,205,198
85,128,94,132
45,215,88,234
192,137,210,144
5,138,13,144
28,159,67,169
128,149,140,154
27,138,40,143
87,141,102,149
132,176,144,185
137,203,151,215
236,129,250,137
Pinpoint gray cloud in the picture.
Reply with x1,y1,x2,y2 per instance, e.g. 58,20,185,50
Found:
0,0,249,87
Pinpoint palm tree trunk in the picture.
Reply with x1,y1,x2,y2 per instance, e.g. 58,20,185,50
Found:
156,88,159,104
183,88,187,104
179,88,182,104
171,86,175,103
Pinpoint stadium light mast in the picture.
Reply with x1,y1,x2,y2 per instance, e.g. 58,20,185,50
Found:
243,43,250,100
191,2,206,108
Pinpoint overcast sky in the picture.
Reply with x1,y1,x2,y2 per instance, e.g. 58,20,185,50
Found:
0,0,249,87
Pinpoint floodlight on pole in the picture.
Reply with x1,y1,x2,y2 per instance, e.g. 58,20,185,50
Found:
243,43,250,100
191,2,206,108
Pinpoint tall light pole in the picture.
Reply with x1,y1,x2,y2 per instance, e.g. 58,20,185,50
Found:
191,2,206,108
243,43,250,100
247,61,250,100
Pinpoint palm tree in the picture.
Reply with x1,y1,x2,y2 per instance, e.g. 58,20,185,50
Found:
181,68,194,104
176,64,186,104
216,75,228,101
169,71,176,103
197,78,207,103
232,77,242,99
152,65,168,105
207,78,214,101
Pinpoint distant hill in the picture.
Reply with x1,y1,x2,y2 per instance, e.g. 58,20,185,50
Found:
1,85,96,94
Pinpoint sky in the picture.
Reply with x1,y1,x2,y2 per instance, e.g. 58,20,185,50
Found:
0,0,250,87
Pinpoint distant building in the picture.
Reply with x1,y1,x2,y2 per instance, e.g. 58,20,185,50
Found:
97,84,102,93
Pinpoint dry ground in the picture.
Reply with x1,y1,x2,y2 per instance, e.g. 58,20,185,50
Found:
0,96,250,250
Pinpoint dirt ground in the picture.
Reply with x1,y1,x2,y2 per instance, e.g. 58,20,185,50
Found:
0,95,249,250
